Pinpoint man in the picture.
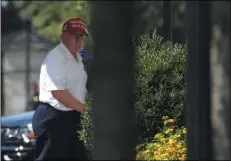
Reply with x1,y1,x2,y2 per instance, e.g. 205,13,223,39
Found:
32,18,89,160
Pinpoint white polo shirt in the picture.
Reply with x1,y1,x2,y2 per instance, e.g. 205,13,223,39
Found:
39,43,88,111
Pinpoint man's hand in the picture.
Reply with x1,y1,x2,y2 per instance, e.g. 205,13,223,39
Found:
51,90,84,112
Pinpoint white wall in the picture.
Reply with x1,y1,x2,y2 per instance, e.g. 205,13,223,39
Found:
2,31,56,116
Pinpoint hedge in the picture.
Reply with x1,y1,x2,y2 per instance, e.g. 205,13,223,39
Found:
78,29,187,151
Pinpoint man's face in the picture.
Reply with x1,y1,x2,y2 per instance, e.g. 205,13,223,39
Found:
68,33,85,54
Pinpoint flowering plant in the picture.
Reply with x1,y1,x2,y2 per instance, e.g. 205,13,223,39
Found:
136,116,187,160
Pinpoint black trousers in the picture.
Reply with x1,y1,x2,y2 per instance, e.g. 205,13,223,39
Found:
32,102,88,160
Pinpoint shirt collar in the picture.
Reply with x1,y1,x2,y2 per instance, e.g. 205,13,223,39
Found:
59,42,75,60
59,42,83,63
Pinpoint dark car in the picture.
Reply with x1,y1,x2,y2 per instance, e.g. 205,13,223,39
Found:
1,111,35,160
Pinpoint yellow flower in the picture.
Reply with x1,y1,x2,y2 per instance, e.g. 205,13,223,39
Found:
143,149,150,154
171,148,176,153
168,139,174,145
160,138,166,142
181,154,186,160
164,120,168,125
164,153,169,157
156,144,161,148
183,128,187,134
182,148,187,152
166,147,176,154
154,133,161,139
136,154,140,160
176,134,181,138
155,156,160,160
158,147,164,152
165,128,174,134
177,144,182,148
166,147,171,153
167,119,174,123
135,117,188,161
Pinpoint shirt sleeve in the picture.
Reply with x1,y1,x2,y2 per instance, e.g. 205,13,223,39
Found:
43,56,67,91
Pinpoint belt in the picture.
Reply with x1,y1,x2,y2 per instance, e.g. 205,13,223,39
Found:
38,102,79,115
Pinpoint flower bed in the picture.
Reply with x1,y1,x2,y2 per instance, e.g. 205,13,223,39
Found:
136,117,187,160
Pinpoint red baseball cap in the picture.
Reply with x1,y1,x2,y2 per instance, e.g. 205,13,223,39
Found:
62,18,89,36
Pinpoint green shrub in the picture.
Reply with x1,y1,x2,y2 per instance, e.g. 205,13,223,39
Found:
79,95,93,150
134,29,186,142
78,29,187,151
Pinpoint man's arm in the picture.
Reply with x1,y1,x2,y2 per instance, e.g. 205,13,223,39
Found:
51,90,84,112
44,56,84,112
